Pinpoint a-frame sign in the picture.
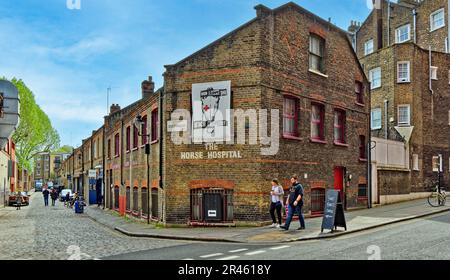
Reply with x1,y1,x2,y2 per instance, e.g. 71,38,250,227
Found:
321,189,347,233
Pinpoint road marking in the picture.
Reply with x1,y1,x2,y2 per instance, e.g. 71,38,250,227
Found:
270,245,290,250
245,250,266,256
229,248,248,253
182,258,194,260
217,255,240,260
200,253,224,258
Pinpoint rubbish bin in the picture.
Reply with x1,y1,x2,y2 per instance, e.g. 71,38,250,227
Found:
74,200,84,214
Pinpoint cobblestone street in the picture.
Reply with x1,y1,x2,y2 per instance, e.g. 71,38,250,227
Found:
0,192,185,260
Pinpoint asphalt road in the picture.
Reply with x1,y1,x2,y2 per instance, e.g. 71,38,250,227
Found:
104,211,450,260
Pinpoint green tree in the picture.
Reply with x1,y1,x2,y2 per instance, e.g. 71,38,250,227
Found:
54,145,73,153
4,78,60,171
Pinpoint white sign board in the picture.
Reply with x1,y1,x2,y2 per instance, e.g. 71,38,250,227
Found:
208,210,217,217
192,81,231,143
88,169,96,178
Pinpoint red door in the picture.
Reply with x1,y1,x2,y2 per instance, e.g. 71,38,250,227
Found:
334,167,344,201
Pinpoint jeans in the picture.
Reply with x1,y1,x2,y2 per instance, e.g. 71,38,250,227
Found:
51,199,56,206
44,197,49,206
284,204,305,230
270,202,282,225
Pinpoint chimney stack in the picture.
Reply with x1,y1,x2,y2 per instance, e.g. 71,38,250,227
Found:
141,76,155,99
348,20,360,33
110,104,121,115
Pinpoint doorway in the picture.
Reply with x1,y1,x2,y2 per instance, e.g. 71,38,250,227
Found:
334,167,346,208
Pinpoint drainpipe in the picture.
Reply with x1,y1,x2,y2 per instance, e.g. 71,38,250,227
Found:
448,0,450,53
413,9,417,44
429,47,434,96
384,100,389,139
387,0,391,46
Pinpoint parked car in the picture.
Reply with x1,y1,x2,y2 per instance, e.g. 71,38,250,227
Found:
59,189,73,202
8,192,29,206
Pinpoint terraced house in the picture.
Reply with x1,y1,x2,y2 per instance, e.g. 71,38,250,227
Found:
351,0,450,204
60,2,370,225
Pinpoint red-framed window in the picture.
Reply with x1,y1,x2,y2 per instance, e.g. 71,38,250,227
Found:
141,115,148,145
114,133,120,157
359,135,367,159
133,125,139,149
126,126,131,152
334,109,346,144
355,81,364,105
283,96,299,137
107,139,111,159
151,109,158,142
311,103,325,141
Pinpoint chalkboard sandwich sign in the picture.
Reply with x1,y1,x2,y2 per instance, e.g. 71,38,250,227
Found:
321,189,347,233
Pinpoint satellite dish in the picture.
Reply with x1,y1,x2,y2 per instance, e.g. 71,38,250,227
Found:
0,80,20,148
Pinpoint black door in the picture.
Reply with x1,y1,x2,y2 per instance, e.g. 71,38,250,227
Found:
203,193,223,222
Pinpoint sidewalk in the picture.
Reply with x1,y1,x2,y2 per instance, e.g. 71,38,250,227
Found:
84,199,450,244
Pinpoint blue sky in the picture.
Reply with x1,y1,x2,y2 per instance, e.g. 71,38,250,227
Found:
0,0,374,148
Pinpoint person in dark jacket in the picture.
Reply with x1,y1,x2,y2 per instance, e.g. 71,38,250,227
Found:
16,192,22,210
50,188,58,206
280,174,306,231
43,187,50,207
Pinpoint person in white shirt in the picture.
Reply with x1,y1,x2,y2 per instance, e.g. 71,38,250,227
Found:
269,179,284,228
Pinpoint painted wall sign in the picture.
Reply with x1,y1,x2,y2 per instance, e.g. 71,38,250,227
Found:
192,81,231,143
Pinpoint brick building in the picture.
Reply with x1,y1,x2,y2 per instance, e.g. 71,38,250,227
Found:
352,0,450,204
61,2,370,225
162,2,370,224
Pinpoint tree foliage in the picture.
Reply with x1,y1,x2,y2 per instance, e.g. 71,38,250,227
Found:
5,78,60,171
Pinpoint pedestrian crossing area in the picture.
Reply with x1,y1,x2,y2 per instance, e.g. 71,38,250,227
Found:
182,245,291,260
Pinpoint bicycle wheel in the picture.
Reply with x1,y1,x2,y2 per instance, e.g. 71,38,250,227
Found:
428,193,441,207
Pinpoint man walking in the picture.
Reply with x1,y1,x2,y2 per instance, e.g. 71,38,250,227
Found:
43,187,50,207
280,174,306,231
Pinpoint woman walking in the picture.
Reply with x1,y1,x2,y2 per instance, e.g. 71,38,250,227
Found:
15,192,22,210
269,179,284,228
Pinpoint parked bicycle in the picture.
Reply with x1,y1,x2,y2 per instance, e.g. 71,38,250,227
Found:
428,184,447,207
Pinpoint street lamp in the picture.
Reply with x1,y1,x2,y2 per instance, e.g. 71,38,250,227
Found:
134,115,151,224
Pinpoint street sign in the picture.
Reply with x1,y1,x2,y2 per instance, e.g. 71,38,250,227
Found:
321,189,347,233
88,169,96,178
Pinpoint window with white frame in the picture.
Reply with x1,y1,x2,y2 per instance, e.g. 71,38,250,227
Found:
398,105,411,126
446,37,449,53
448,110,450,125
395,24,411,43
364,39,374,55
432,156,443,172
397,61,410,83
369,67,381,89
430,9,445,32
431,66,438,80
413,154,419,171
448,70,450,84
371,108,382,130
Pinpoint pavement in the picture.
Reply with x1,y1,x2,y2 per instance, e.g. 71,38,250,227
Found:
85,198,450,244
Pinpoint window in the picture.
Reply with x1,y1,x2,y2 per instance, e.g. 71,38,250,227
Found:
133,187,139,212
133,125,138,149
430,9,445,32
395,24,411,43
151,109,159,142
398,105,411,126
446,37,449,53
126,126,131,152
333,110,346,144
431,66,438,80
448,111,450,125
364,39,374,55
311,103,325,141
126,187,131,212
413,154,419,171
96,140,100,159
358,184,368,199
107,139,111,159
432,156,442,172
397,61,410,83
283,97,299,137
359,135,367,160
309,34,325,73
355,81,364,105
369,67,381,89
371,108,382,130
142,115,148,145
114,133,120,157
93,140,96,159
141,188,148,216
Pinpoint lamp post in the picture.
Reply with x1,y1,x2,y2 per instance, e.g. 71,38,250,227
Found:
134,115,151,224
